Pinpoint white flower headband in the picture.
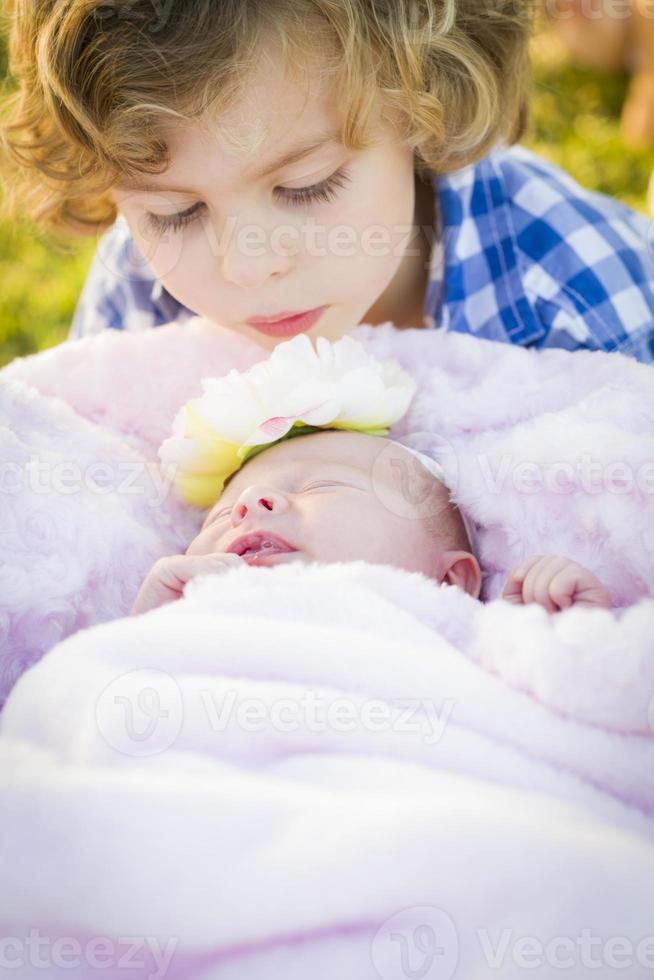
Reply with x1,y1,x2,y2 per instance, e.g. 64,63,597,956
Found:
158,334,446,508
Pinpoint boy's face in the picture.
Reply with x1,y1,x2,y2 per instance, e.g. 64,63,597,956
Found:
110,40,422,350
186,430,454,581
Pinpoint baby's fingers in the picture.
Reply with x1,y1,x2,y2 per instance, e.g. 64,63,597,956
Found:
522,556,570,613
130,553,244,616
502,556,544,603
549,564,612,610
547,564,585,610
169,552,245,588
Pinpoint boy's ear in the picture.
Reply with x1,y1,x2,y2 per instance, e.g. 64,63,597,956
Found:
436,551,482,599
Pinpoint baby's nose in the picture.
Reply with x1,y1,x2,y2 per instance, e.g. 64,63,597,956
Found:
234,495,273,519
231,484,287,522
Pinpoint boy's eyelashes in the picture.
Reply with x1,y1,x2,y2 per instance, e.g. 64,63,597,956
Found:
143,166,352,236
144,202,203,235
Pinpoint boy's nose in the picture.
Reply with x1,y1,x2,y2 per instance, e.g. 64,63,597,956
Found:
221,214,296,289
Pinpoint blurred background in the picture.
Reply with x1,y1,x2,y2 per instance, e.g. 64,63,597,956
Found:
1,8,654,368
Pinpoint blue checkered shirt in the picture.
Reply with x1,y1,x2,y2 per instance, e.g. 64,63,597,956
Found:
69,144,654,362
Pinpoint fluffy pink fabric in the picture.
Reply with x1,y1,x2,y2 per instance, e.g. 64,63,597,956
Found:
354,322,654,605
0,316,652,708
0,320,264,704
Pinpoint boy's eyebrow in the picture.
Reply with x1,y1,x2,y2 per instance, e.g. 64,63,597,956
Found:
126,131,342,194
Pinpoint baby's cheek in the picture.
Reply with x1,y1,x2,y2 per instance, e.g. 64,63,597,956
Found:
329,506,388,562
300,505,346,560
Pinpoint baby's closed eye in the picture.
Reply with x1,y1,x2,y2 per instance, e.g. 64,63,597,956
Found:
298,480,349,491
204,479,364,528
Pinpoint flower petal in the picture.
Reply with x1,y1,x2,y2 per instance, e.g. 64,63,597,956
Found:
158,334,417,507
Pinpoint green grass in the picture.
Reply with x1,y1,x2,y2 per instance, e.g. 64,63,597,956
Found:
0,217,96,364
526,34,654,213
1,27,654,367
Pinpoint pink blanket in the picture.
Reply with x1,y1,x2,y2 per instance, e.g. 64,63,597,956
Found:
0,318,653,979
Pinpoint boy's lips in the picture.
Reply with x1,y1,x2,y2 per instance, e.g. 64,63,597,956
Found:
245,306,328,338
226,530,298,561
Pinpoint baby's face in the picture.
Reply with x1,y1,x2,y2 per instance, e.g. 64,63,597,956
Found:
186,430,453,580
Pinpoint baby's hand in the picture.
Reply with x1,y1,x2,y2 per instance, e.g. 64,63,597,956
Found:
130,553,245,616
502,555,612,613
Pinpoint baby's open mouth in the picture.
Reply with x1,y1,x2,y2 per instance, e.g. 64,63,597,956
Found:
226,531,298,562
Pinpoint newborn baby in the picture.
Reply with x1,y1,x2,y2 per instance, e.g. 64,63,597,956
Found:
131,429,612,616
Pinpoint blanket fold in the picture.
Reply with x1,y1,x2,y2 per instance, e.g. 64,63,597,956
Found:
2,562,654,979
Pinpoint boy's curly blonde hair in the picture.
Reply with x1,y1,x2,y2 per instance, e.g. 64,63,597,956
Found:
0,0,533,238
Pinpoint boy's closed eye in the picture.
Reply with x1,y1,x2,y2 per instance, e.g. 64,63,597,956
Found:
143,167,353,236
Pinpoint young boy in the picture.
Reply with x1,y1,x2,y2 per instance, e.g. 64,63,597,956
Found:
2,0,654,362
